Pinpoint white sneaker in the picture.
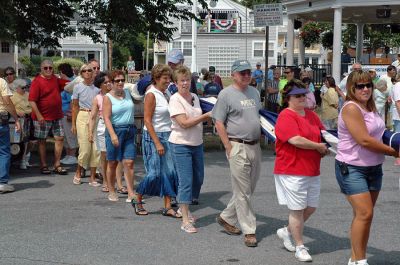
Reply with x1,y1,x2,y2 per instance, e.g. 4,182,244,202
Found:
295,245,312,262
348,259,355,265
354,259,368,265
19,160,27,170
0,183,15,193
277,227,296,252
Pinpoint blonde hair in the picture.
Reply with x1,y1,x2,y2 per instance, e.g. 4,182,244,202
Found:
79,64,94,77
172,65,191,82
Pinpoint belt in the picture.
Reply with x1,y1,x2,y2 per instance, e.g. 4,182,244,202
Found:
229,138,258,145
79,108,91,112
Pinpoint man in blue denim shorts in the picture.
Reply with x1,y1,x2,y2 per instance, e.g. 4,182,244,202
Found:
29,60,68,175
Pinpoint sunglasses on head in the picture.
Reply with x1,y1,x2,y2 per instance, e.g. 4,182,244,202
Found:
81,69,93,73
294,94,306,98
5,72,14,76
355,83,373,90
43,66,53,71
113,79,125,83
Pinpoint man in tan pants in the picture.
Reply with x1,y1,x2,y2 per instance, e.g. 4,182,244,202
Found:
212,60,262,247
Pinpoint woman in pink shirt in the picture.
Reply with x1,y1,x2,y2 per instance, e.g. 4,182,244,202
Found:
335,71,398,265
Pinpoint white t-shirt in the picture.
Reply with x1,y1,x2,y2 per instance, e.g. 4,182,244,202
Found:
168,92,203,146
391,82,400,121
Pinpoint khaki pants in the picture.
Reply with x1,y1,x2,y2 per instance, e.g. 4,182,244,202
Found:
76,111,100,168
220,141,261,235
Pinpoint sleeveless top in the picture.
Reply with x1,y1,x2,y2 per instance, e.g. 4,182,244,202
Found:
143,85,171,132
105,89,134,125
336,101,385,166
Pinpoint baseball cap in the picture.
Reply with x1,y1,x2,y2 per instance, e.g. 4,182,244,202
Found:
287,86,308,95
137,74,152,95
231,60,252,72
368,68,376,72
167,49,184,64
256,62,261,66
209,66,216,73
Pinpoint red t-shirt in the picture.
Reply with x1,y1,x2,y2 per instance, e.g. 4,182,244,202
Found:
29,75,67,121
274,108,325,177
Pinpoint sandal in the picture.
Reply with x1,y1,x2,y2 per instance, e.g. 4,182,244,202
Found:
40,166,51,175
88,181,101,187
53,165,68,175
162,208,182,218
177,208,196,223
131,199,148,216
72,176,81,185
108,192,119,202
102,185,109,192
117,186,128,194
180,222,197,233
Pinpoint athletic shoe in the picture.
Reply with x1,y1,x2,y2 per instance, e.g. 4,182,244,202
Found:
63,156,78,165
277,227,296,252
0,184,15,193
295,245,312,262
60,156,69,164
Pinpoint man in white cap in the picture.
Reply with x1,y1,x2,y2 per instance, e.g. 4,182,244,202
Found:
212,59,262,248
166,49,185,96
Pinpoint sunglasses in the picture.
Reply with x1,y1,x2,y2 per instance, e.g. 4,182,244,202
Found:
81,69,93,73
21,86,28,90
284,71,291,74
92,67,100,70
239,70,251,76
355,83,373,90
191,96,195,106
5,72,14,76
113,79,125,83
43,66,53,71
103,81,112,86
294,94,306,98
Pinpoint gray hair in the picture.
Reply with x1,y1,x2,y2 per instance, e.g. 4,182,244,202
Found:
41,59,53,67
375,79,387,90
9,79,27,91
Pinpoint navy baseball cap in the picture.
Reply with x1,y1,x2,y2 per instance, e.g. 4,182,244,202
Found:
137,74,152,95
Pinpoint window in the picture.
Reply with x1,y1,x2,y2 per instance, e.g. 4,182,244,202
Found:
172,41,181,50
268,42,274,58
253,41,264,58
208,46,240,77
183,41,192,56
1,42,10,53
312,57,319,65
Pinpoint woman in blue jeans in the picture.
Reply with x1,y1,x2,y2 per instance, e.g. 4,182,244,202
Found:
103,70,136,202
169,66,211,233
135,64,180,217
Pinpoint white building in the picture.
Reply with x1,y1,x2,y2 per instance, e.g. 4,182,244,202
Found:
154,0,280,77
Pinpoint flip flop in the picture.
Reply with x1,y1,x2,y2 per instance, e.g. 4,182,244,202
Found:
102,186,109,192
72,176,81,185
117,186,128,194
162,208,182,218
53,165,68,175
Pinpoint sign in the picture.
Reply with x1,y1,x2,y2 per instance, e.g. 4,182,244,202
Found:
348,65,389,78
253,3,283,27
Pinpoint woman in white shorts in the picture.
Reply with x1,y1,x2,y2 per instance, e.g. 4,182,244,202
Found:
274,79,328,262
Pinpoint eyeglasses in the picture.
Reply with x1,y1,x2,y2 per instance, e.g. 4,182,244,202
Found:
294,94,306,98
103,81,112,86
284,71,291,74
113,79,125,83
355,83,373,90
5,72,14,76
81,69,93,73
92,67,100,70
21,86,28,90
43,66,53,71
239,70,251,76
191,96,195,106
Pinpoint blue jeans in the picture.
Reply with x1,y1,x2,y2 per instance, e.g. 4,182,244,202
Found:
0,124,11,184
105,124,136,161
170,143,204,204
335,160,383,195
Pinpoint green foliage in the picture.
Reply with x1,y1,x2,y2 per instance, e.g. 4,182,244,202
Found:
112,44,131,69
237,0,282,9
321,31,334,50
18,56,36,77
53,58,84,73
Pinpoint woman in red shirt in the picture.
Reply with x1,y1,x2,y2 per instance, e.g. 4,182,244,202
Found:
273,79,328,262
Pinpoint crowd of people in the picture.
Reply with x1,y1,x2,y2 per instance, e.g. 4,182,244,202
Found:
1,49,398,264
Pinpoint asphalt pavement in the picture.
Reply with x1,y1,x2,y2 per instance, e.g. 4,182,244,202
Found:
0,149,399,265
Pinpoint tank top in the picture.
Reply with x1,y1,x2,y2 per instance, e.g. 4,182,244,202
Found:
105,89,134,125
143,85,171,132
336,101,385,166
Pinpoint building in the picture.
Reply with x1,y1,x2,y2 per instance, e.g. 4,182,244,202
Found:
153,0,280,77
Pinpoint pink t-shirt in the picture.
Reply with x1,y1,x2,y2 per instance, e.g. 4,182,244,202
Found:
336,101,385,166
168,92,203,146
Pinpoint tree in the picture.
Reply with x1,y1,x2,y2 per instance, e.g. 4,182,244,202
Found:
235,0,282,9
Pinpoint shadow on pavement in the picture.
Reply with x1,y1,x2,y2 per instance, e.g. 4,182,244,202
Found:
12,180,54,192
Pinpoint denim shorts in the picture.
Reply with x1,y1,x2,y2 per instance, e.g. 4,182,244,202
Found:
335,160,383,195
105,124,136,161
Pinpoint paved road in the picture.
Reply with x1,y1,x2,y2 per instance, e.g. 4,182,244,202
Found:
1,149,399,265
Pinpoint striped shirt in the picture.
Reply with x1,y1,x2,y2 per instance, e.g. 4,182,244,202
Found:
267,79,279,103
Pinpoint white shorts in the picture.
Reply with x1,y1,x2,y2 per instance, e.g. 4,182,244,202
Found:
96,118,106,152
274,174,320,210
